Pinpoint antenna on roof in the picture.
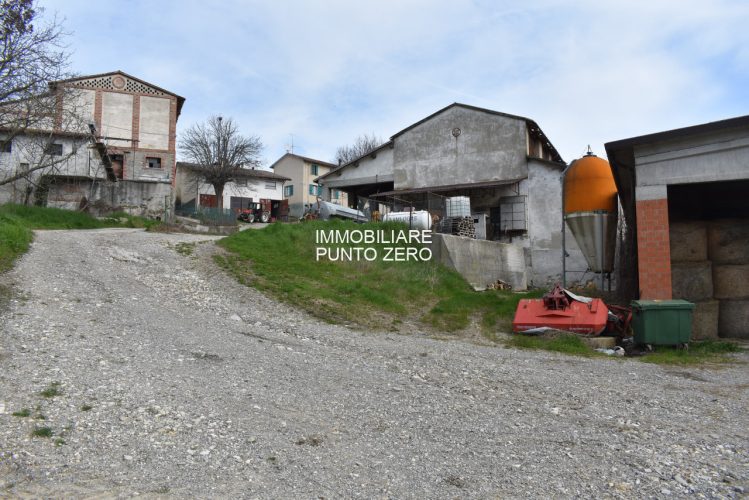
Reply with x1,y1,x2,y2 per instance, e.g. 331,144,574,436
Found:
286,134,294,154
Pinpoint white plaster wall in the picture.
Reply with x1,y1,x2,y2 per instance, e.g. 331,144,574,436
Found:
62,88,95,133
0,135,100,186
526,160,587,287
139,96,170,150
101,92,133,147
322,147,395,189
634,128,749,187
394,106,528,190
197,177,285,207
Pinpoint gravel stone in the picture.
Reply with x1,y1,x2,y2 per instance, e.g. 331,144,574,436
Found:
0,228,747,497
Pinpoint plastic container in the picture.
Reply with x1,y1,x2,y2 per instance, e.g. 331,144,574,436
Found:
631,300,695,346
446,196,471,218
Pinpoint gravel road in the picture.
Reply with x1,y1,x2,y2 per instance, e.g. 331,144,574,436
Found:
0,228,747,498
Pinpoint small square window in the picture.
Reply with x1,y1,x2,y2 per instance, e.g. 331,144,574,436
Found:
45,143,63,156
147,157,161,169
310,164,319,175
265,181,276,190
284,185,294,197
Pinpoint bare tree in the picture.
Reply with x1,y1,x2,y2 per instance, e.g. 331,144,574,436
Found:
0,0,81,196
179,115,263,211
333,133,383,165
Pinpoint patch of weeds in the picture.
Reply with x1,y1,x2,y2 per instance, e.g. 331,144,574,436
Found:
11,408,30,417
153,486,170,494
33,413,46,420
641,340,744,366
54,438,65,447
39,382,61,398
31,426,53,438
507,333,599,357
444,475,467,488
81,404,93,411
266,455,277,463
295,435,324,446
0,283,16,314
174,242,196,256
191,351,223,362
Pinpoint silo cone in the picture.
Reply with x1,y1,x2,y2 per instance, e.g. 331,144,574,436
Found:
564,152,618,273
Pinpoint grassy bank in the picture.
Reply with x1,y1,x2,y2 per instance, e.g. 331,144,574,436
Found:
217,220,540,334
640,340,744,365
0,204,157,273
508,332,743,365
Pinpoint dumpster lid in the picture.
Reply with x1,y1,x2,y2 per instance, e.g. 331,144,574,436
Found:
631,299,695,310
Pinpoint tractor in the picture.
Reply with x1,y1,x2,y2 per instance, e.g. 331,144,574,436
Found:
237,202,271,223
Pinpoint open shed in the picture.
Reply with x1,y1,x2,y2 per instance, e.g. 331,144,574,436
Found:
606,115,749,339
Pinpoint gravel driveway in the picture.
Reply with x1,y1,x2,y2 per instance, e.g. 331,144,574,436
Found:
0,228,747,498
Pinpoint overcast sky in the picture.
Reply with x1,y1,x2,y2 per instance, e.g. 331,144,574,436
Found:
42,0,749,166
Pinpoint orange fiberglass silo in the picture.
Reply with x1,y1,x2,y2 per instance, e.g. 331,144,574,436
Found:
564,150,618,273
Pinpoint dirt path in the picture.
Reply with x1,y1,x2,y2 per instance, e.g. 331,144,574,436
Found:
0,228,747,498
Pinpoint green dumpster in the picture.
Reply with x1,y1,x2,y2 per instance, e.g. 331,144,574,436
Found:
631,300,695,346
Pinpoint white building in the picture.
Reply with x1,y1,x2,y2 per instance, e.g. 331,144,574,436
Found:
316,103,588,288
269,153,347,218
0,71,185,216
175,162,290,220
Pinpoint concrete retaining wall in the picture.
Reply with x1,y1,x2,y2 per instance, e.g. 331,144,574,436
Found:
429,233,527,291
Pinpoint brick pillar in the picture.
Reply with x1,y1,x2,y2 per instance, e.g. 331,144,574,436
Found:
93,90,103,133
636,197,672,299
169,97,178,187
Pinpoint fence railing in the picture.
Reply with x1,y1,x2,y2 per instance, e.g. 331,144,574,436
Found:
175,203,237,226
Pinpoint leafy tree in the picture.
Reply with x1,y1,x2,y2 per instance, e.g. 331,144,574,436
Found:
179,115,263,210
333,133,383,165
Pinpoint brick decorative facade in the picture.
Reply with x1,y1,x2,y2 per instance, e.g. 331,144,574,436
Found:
87,76,178,184
635,197,672,299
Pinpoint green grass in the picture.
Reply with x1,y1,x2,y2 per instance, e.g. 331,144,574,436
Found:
174,242,195,256
506,334,744,365
507,333,599,357
0,203,159,272
641,340,744,365
218,220,539,333
11,408,30,417
39,382,61,398
31,426,53,438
